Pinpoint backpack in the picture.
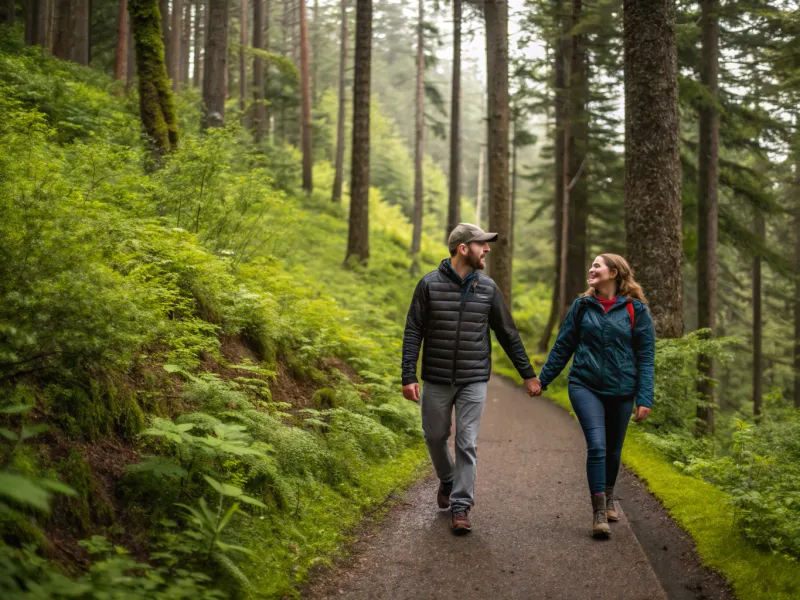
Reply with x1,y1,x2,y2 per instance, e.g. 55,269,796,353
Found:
574,297,635,335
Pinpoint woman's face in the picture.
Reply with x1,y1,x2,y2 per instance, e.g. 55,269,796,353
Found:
588,256,617,289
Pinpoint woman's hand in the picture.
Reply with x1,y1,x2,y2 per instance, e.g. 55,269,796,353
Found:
634,406,651,422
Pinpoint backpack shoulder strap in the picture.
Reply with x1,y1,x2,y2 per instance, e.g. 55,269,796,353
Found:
627,301,635,332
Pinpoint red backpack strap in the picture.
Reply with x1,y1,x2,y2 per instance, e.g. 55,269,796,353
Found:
627,302,635,332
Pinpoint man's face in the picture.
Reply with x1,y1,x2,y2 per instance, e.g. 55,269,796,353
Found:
464,241,490,270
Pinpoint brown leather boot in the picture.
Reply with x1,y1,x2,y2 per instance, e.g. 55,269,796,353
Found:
437,481,452,509
591,493,610,538
605,487,619,522
451,507,472,535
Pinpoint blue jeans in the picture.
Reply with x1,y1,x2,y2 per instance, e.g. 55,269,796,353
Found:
421,381,487,510
568,384,635,494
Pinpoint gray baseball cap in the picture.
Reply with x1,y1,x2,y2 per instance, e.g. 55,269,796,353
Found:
448,223,498,253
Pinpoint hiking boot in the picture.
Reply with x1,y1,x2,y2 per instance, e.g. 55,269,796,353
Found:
605,487,619,522
437,481,453,509
591,493,610,538
451,507,472,535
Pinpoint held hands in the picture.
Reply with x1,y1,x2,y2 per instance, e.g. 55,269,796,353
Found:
634,405,651,422
402,383,420,403
524,377,543,397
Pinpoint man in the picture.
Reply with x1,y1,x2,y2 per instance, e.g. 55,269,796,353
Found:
402,223,542,535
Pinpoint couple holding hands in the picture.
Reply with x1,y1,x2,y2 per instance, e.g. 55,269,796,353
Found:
401,223,656,537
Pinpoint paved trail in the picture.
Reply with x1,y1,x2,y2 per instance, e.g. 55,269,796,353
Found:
307,378,729,600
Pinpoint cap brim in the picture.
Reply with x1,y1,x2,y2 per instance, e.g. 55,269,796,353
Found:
471,232,498,243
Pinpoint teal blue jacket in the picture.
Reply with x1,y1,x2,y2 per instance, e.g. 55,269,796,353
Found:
538,296,656,408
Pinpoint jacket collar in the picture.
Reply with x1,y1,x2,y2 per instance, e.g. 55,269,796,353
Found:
586,294,629,311
440,259,478,286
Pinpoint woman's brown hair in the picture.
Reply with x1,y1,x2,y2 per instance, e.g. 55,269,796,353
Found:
582,254,647,303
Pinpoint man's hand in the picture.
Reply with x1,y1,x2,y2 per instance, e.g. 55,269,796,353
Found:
402,383,420,403
633,406,651,422
524,377,542,397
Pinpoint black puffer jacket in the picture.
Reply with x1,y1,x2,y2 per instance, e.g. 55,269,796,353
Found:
402,260,536,386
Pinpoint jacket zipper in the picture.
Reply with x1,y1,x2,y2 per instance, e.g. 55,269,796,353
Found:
451,281,475,384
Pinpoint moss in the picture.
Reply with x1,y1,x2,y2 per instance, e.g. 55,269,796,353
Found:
0,504,47,548
312,388,340,410
57,449,114,534
49,378,144,442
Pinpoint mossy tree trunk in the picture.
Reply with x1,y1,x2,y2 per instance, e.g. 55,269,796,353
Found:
484,0,512,306
129,0,179,156
345,0,371,264
202,0,228,129
623,0,683,339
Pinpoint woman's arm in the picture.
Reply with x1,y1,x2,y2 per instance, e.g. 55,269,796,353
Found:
539,299,582,389
633,303,656,408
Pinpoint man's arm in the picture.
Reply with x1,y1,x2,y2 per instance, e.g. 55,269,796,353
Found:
402,279,428,386
488,288,536,381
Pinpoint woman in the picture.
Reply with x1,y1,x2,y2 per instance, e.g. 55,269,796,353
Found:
538,254,656,538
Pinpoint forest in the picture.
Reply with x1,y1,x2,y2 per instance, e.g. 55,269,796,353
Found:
1,0,800,598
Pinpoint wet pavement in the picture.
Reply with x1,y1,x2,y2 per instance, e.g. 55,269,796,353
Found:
307,378,668,600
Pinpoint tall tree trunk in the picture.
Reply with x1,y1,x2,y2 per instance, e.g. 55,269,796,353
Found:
312,0,319,104
37,0,50,47
446,0,461,238
193,1,203,87
181,2,190,83
752,210,763,417
202,0,228,128
696,0,719,434
299,0,312,193
126,11,136,91
170,0,181,90
795,169,800,409
331,0,347,203
114,0,129,83
565,0,587,310
129,0,179,155
264,0,271,137
24,0,41,45
484,0,512,306
476,147,485,227
72,0,88,64
52,0,72,59
159,0,169,75
410,0,424,271
623,0,683,338
239,0,247,114
539,0,568,351
3,0,15,24
252,0,266,140
345,0,371,264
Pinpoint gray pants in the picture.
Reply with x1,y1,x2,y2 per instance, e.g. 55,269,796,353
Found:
421,381,488,510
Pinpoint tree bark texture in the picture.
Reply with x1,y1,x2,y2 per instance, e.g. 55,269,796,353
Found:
170,0,182,90
447,0,462,239
37,0,50,47
752,210,763,416
239,0,247,114
24,0,42,45
193,1,203,87
252,0,266,141
159,0,169,76
299,0,312,193
331,0,347,203
52,0,73,60
346,0,371,264
312,0,319,104
410,0,424,266
114,0,129,83
263,0,271,137
126,12,136,91
129,0,179,155
539,0,568,351
565,0,588,310
3,0,15,25
181,2,190,84
202,0,228,128
623,0,683,339
476,147,484,227
72,0,89,64
696,0,719,434
484,0,512,306
795,174,800,408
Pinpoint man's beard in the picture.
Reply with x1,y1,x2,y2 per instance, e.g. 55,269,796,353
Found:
466,248,485,270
